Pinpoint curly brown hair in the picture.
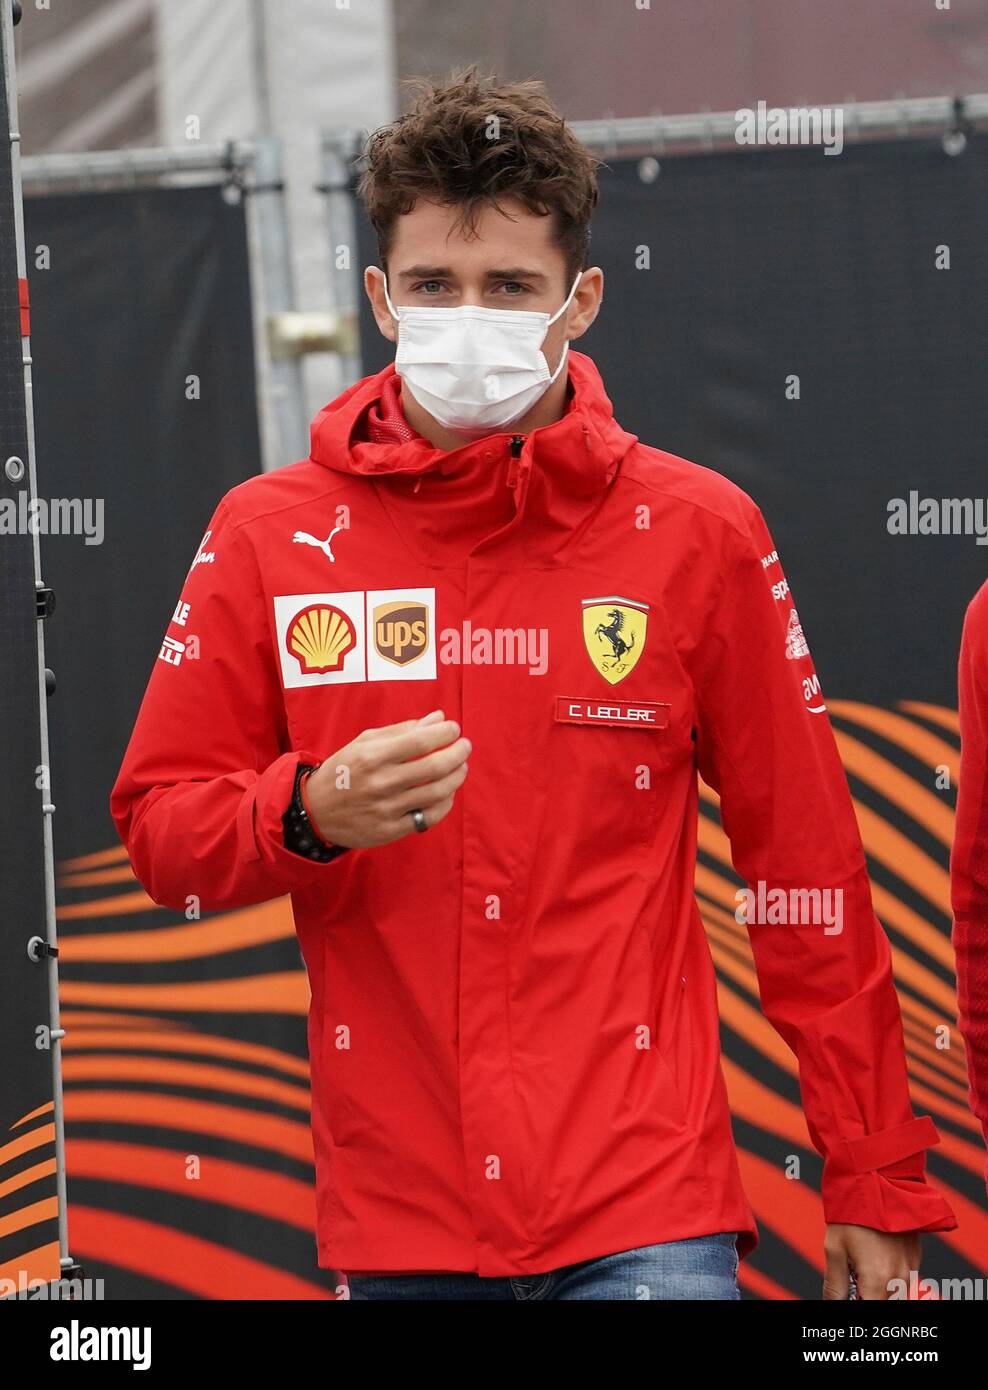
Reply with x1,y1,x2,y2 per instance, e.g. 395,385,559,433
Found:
356,68,600,284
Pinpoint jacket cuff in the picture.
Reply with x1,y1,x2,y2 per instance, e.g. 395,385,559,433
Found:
238,749,351,884
842,1115,939,1173
821,1116,957,1233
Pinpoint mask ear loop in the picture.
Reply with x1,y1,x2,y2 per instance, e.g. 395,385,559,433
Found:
546,271,583,326
381,273,401,322
543,272,583,382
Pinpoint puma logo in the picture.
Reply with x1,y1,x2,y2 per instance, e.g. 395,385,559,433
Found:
292,526,344,562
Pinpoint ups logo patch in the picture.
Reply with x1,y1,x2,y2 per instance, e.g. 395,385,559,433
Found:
373,601,430,666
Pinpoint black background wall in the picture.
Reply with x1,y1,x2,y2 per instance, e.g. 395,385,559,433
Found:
358,134,988,704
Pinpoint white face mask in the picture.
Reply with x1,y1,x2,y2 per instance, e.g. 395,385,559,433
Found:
383,272,582,436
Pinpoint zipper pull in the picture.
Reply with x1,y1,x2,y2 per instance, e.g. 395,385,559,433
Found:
506,434,526,488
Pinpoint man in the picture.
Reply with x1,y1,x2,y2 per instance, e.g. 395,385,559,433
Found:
952,579,988,1192
111,70,955,1300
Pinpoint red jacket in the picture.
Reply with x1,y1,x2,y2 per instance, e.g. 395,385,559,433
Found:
951,579,988,1185
110,352,955,1276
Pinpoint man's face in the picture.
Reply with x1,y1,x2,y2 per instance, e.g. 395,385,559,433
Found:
366,196,601,352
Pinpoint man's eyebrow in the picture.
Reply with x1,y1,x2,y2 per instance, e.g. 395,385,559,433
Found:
396,266,549,281
397,265,453,279
486,268,547,281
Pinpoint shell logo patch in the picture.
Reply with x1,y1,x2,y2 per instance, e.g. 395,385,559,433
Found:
582,596,648,685
287,603,355,675
273,591,365,687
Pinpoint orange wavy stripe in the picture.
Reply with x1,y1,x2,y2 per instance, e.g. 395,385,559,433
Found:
932,1185,988,1268
713,971,801,1075
702,864,957,1025
65,1139,317,1231
738,1258,798,1300
868,882,955,978
714,949,983,1149
10,1102,55,1130
58,845,131,871
0,1123,56,1168
58,889,159,920
829,700,958,766
696,812,733,868
906,1076,986,1144
900,1006,970,1079
898,702,960,736
701,881,967,1122
0,1159,57,1202
0,1240,61,1286
722,1055,811,1153
0,1197,58,1241
738,1147,825,1268
61,1055,311,1111
833,730,954,847
67,1205,332,1299
59,900,294,963
715,947,980,1143
704,919,759,981
60,1011,183,1031
62,1028,310,1079
59,866,138,888
59,972,309,1013
907,1051,973,1108
63,1092,313,1162
699,804,956,994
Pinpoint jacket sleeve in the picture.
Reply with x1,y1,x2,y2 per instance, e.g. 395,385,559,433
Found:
950,581,988,1183
691,500,956,1234
110,495,346,911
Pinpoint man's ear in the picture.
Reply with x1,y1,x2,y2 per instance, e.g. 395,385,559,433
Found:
566,267,604,343
365,267,397,344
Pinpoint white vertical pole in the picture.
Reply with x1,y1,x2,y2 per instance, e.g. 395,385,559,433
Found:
2,0,72,1275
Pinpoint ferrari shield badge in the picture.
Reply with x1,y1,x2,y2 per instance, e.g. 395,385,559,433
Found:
582,596,648,685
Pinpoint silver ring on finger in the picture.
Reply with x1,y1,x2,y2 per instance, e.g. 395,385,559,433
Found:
411,808,428,833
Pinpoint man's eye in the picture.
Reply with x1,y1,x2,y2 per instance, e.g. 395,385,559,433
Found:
412,280,447,295
497,282,528,296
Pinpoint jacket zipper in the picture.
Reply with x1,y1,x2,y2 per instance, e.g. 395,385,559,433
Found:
506,434,526,489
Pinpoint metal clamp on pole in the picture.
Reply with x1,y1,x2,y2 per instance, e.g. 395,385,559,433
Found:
944,96,972,156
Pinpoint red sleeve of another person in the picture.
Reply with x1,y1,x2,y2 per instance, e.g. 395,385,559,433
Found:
951,579,988,1188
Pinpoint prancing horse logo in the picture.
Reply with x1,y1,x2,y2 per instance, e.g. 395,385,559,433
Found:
581,596,649,685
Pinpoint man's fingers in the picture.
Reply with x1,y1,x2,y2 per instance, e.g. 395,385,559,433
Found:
388,760,469,818
853,1276,889,1300
379,738,471,795
354,710,446,743
362,717,462,765
391,793,456,837
822,1244,851,1300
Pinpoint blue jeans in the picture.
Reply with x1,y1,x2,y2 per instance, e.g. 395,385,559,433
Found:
344,1232,740,1300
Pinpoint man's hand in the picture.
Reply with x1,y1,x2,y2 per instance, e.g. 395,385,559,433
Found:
303,709,470,849
823,1224,921,1299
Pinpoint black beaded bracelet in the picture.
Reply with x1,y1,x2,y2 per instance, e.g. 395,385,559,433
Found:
282,762,349,864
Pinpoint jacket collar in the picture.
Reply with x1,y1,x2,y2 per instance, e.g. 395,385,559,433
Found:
308,351,638,560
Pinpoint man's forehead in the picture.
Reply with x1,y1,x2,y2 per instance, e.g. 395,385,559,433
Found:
390,197,559,267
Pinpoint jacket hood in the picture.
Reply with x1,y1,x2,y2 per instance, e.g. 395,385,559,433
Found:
308,350,638,501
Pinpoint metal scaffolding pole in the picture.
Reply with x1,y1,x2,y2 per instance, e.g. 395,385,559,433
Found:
2,0,70,1281
320,91,988,171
